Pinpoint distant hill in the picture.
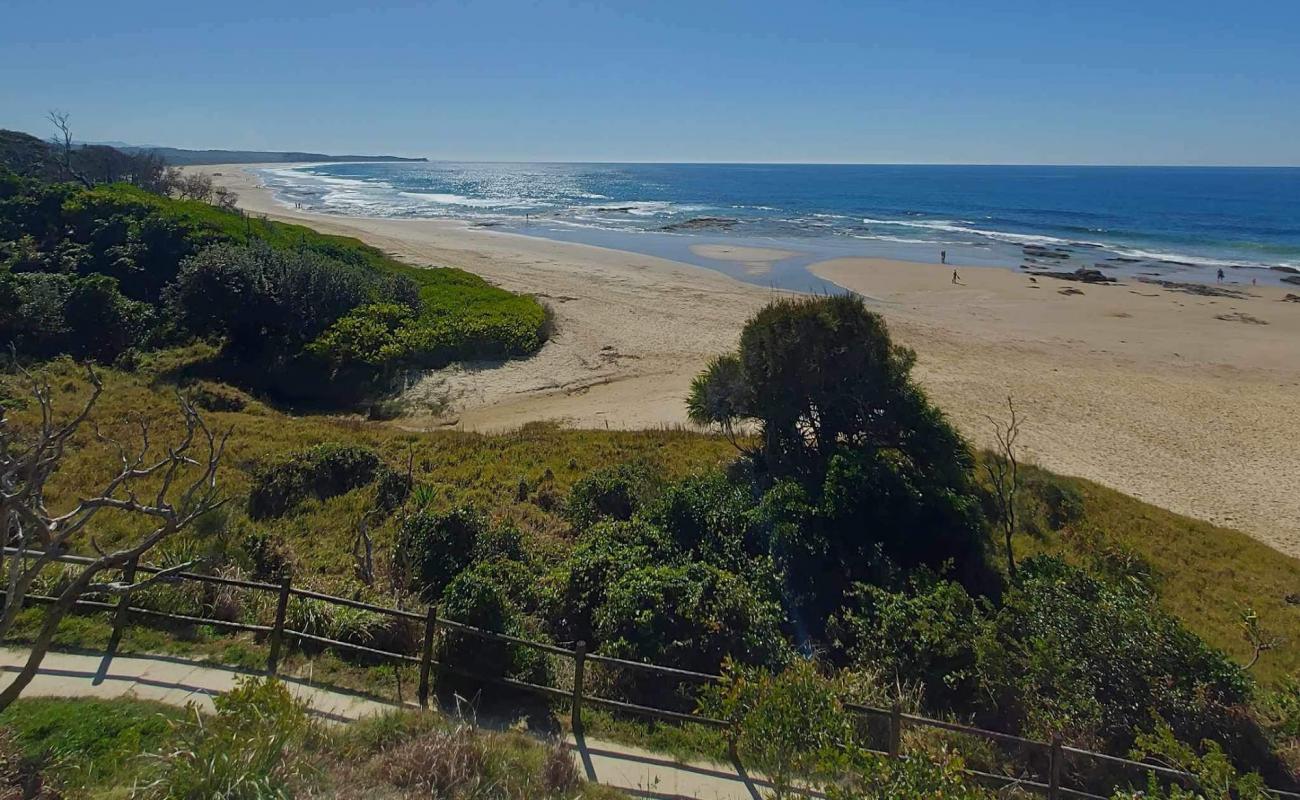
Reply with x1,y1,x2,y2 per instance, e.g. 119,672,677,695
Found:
0,129,62,179
113,146,428,166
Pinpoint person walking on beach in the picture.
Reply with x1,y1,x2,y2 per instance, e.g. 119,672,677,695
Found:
952,268,960,285
1217,268,1225,283
941,250,947,265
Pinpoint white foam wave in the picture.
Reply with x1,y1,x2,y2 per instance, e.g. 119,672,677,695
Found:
399,191,536,209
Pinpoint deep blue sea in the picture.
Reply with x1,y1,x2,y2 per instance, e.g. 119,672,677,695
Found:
259,162,1300,291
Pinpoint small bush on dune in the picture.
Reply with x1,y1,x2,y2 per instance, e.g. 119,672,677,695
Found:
594,561,790,678
248,443,383,520
134,677,312,800
396,507,488,601
184,380,250,412
564,463,660,529
167,242,414,362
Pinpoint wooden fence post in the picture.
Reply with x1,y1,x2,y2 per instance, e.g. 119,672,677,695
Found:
102,556,138,665
417,605,438,708
1048,736,1062,800
267,574,292,675
888,701,903,759
571,641,587,735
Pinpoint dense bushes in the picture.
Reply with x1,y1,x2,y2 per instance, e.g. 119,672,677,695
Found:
168,242,417,361
594,561,790,675
0,271,151,362
0,170,548,406
977,558,1251,750
248,443,385,519
688,295,993,617
829,556,1253,758
397,508,487,601
564,463,660,529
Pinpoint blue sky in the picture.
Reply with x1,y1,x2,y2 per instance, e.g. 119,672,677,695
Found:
2,0,1297,165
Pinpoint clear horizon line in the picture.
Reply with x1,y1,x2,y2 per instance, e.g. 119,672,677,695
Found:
403,158,1300,169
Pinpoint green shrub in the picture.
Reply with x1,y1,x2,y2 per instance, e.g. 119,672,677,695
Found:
438,561,551,685
829,575,985,710
564,463,660,529
1025,474,1085,530
396,507,487,601
135,677,313,800
372,466,412,513
700,659,862,799
168,242,409,360
976,557,1251,750
546,519,674,643
642,471,764,573
0,271,152,361
248,443,383,519
821,748,994,800
1112,721,1272,800
593,561,790,677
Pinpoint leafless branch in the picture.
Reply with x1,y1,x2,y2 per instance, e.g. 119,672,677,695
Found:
45,110,92,189
0,364,227,710
983,396,1023,579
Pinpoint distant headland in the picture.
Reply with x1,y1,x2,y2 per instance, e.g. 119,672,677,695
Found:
112,145,427,166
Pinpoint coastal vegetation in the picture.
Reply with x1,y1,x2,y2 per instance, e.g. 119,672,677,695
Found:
2,143,1299,797
0,682,616,799
0,130,549,409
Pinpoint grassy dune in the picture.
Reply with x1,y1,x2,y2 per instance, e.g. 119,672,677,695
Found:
7,355,1298,686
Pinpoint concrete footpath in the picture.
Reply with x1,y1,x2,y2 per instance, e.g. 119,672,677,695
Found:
0,647,767,800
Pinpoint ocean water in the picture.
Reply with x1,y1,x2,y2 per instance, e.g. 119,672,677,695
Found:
258,162,1300,291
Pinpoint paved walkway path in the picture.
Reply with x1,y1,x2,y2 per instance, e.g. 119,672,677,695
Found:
0,648,767,800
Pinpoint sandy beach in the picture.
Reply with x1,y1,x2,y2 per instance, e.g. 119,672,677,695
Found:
194,166,1300,557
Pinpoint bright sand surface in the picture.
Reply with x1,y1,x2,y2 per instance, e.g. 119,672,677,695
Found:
194,166,1300,556
688,243,799,275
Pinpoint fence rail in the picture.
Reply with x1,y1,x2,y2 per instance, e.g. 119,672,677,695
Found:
6,547,1297,800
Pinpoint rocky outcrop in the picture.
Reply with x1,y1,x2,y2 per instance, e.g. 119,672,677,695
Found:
1042,268,1117,284
659,217,739,232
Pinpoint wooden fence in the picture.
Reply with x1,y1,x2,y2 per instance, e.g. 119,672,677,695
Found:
7,548,1297,800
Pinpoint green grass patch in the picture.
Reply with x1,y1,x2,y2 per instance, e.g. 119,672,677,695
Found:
0,697,180,791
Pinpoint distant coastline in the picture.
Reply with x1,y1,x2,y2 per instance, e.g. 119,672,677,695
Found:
117,145,427,166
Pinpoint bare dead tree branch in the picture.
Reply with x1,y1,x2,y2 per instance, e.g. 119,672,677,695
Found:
45,111,93,189
983,396,1023,579
1240,605,1281,671
0,364,227,710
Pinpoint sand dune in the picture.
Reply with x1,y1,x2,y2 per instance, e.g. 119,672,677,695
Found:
195,166,1300,557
